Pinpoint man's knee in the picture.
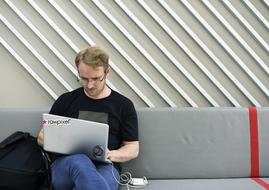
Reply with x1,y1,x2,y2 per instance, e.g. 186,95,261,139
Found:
65,154,94,169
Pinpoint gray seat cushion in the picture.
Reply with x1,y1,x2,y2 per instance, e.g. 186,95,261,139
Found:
119,178,269,190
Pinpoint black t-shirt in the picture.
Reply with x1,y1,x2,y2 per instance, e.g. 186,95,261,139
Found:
49,87,138,151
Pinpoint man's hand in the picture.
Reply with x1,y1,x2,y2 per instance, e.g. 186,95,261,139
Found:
37,128,44,146
107,141,139,163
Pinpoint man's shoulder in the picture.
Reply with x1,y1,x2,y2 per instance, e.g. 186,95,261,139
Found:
110,90,134,106
111,90,130,101
49,88,84,115
58,87,84,102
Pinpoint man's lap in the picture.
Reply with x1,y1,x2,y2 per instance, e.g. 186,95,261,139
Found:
51,154,119,190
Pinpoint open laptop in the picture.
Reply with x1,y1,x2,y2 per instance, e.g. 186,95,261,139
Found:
42,113,111,163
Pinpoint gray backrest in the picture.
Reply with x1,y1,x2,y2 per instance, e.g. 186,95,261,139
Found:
122,107,269,179
258,107,269,176
0,108,49,141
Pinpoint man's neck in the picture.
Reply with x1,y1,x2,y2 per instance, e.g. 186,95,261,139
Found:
84,86,111,100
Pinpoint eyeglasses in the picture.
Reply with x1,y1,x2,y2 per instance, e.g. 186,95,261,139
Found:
79,73,106,86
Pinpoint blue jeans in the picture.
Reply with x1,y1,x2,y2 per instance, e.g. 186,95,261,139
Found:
51,154,120,190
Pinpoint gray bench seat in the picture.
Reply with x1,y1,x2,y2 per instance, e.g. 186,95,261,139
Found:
0,107,268,190
136,178,269,190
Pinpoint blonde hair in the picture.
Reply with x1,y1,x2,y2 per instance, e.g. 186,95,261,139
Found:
75,46,109,69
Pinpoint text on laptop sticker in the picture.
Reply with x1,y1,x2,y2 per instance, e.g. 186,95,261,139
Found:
42,119,71,126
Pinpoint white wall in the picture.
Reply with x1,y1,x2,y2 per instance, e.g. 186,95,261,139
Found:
0,0,268,108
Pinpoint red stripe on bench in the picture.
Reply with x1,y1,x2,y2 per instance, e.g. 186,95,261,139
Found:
252,178,269,190
248,107,269,189
249,107,259,177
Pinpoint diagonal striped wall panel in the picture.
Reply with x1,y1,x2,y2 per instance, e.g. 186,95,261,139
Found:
0,0,268,107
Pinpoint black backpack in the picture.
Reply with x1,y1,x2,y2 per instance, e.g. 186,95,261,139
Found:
0,131,51,190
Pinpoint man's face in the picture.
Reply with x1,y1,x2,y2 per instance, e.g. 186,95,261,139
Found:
78,61,108,99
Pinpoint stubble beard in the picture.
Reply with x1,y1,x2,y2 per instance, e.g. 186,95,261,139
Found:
84,83,106,99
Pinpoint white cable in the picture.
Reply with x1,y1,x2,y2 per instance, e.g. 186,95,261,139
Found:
110,162,148,189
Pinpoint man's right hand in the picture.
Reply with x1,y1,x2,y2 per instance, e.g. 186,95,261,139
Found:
37,128,44,146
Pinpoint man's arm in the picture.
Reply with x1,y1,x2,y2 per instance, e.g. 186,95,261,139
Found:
107,141,139,163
